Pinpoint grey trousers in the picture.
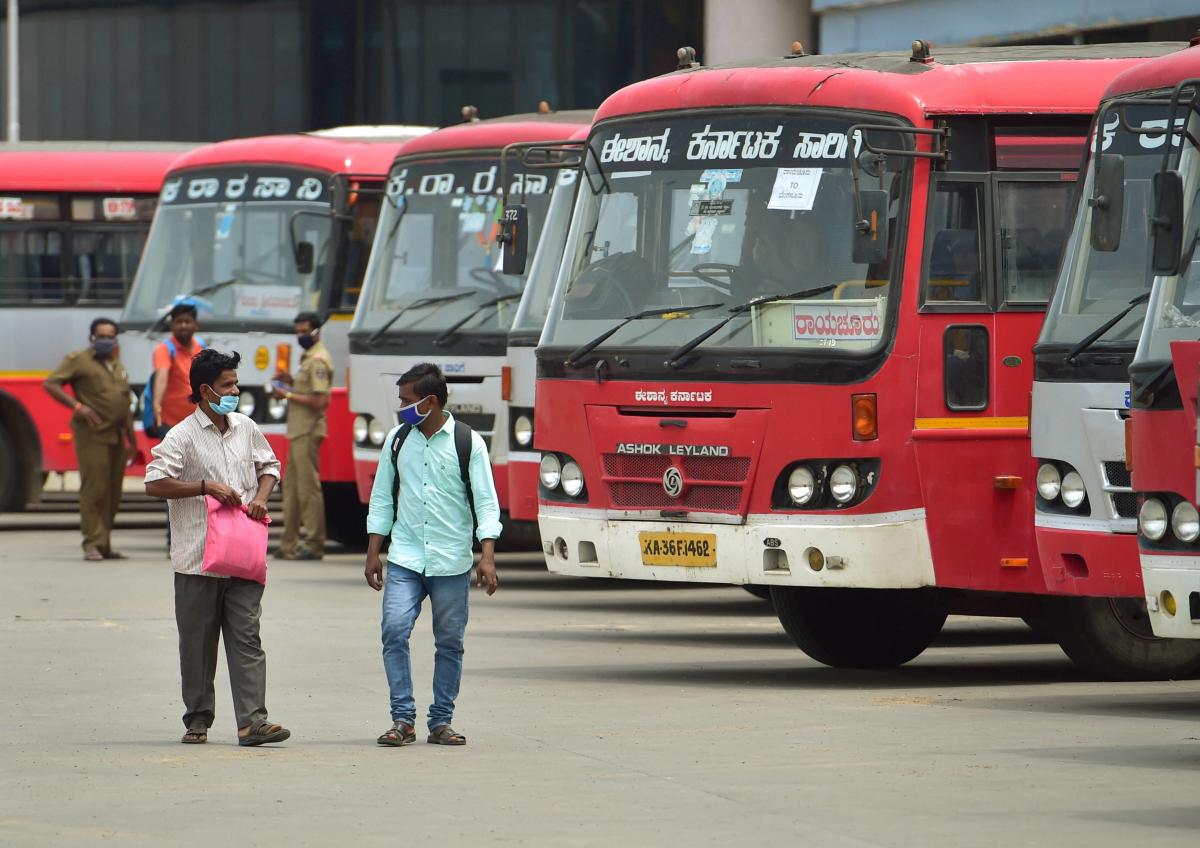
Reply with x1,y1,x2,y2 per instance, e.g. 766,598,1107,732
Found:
174,572,269,731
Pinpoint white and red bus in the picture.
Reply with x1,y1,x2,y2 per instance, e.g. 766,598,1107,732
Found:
118,127,430,542
1125,47,1200,639
0,143,193,511
532,43,1176,672
347,111,592,541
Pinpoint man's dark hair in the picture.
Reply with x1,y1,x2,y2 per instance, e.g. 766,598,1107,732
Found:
189,349,241,403
397,362,448,406
169,302,198,321
90,317,118,336
294,310,323,329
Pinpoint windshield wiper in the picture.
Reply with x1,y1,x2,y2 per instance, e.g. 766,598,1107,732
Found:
564,302,725,368
150,279,238,331
433,293,523,346
1064,291,1151,365
665,284,839,368
367,291,477,345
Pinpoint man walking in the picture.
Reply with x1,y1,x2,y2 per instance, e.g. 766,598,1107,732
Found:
364,362,501,748
43,318,136,561
272,311,332,560
150,301,204,436
145,348,290,747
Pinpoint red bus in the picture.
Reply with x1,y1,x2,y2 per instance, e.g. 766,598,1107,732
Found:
532,43,1176,672
346,110,592,543
1031,42,1200,676
1125,46,1200,640
0,143,193,511
118,127,430,542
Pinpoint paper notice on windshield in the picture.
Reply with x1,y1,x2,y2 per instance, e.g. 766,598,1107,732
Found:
234,285,302,320
767,168,822,211
0,197,26,219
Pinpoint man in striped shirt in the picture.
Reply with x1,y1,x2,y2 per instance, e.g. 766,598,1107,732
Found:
145,348,290,747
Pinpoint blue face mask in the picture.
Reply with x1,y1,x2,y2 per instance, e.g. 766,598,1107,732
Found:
398,396,432,426
206,386,239,416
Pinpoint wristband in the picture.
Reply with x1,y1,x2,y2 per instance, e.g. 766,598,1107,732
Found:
286,391,293,400
200,480,206,496
73,402,82,412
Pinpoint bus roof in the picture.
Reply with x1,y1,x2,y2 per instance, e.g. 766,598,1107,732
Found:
593,43,1184,124
168,126,434,178
1102,41,1200,99
395,110,596,159
0,142,195,193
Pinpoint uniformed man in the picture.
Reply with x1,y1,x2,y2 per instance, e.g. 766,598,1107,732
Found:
272,311,333,560
43,317,137,561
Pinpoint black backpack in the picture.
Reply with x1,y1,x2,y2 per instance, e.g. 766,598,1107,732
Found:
389,420,478,537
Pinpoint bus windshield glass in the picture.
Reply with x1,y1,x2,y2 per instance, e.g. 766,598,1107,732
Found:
541,113,907,356
123,167,332,326
1040,106,1175,348
511,167,578,336
353,158,553,335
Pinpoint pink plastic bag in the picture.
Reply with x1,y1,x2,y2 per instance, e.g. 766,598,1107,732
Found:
201,495,270,584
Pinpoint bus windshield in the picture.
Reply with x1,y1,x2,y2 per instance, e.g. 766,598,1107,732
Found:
510,167,578,336
1040,107,1174,348
353,158,553,335
123,167,332,326
541,113,907,356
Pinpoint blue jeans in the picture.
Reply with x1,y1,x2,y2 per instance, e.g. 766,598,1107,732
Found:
381,563,470,730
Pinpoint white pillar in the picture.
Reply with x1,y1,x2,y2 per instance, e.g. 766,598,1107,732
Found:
703,0,813,66
6,0,17,142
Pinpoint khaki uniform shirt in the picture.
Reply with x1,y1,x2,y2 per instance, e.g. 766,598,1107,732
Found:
46,349,132,445
287,339,334,439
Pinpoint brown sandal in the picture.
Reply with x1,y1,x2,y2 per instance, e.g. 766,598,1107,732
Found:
238,720,290,747
427,725,466,746
181,729,207,744
377,722,416,747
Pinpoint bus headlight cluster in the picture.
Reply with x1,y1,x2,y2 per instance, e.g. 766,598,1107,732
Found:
236,391,256,418
513,414,534,447
828,465,860,504
787,466,816,505
1036,461,1088,513
1140,496,1200,545
1140,498,1168,542
353,414,388,448
540,452,586,501
266,396,288,421
774,460,878,509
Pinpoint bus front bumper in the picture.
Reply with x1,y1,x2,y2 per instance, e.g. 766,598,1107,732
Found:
1033,516,1144,598
1141,552,1200,639
537,506,935,589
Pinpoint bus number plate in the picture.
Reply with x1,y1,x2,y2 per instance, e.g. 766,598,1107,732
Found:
639,532,717,567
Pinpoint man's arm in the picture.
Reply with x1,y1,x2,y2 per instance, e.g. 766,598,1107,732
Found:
43,356,102,428
467,432,502,595
144,430,240,505
151,367,169,426
279,389,330,412
364,429,400,590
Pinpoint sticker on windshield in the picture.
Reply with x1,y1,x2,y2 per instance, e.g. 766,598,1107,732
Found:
0,197,25,219
216,205,236,240
768,168,823,211
691,217,718,254
690,199,733,217
791,302,882,342
701,168,742,185
460,211,487,234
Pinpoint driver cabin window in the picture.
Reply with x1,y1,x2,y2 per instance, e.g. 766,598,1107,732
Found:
996,180,1073,306
925,180,985,306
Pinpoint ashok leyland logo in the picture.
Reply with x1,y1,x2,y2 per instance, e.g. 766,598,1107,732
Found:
663,467,684,498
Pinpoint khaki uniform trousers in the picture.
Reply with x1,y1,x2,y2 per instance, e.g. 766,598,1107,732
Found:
280,434,325,555
75,431,125,553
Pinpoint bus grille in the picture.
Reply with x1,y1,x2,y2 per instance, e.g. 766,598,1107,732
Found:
602,453,749,511
1102,460,1136,519
1103,462,1131,488
1111,492,1139,520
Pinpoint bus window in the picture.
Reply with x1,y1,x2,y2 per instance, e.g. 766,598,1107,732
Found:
925,179,986,306
73,229,144,305
996,179,1073,306
944,324,989,411
332,194,381,312
0,229,64,304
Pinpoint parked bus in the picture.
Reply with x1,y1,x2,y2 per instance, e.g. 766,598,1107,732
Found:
347,110,593,542
0,143,193,511
1126,47,1200,640
118,126,431,542
1030,43,1200,676
530,42,1179,674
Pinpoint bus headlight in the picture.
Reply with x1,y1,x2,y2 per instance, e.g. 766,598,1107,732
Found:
353,415,370,445
1172,501,1200,543
1036,463,1061,501
539,454,562,490
129,389,139,415
513,414,534,447
266,397,287,421
1060,471,1086,509
1140,498,1168,542
368,417,387,447
787,466,816,505
829,464,859,504
236,391,256,418
561,461,584,497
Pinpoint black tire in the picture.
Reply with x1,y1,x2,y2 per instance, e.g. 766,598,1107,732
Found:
322,482,368,549
742,585,772,601
0,425,21,512
770,586,947,668
496,516,542,552
1047,596,1200,681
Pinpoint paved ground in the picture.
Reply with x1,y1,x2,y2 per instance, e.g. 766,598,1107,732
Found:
3,523,1200,847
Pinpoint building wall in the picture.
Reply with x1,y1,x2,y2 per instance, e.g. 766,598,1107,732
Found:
703,0,812,65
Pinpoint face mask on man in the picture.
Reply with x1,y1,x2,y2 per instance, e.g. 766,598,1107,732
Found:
398,396,433,426
298,333,317,350
205,385,239,416
92,337,117,358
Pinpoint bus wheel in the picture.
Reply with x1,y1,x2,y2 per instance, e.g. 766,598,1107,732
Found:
1049,596,1200,681
0,425,20,511
742,585,772,601
322,483,368,549
770,587,946,668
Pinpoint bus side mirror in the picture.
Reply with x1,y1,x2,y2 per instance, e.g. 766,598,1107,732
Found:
1152,169,1185,275
295,241,315,275
1089,154,1124,252
331,176,350,217
852,190,889,265
499,204,529,275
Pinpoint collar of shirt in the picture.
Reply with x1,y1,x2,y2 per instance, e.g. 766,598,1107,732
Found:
194,407,244,433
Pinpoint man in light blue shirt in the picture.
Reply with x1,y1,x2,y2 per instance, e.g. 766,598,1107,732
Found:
364,362,502,748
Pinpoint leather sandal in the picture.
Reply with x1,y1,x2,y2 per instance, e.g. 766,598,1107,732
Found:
427,725,466,746
377,721,416,747
238,720,290,747
181,729,207,744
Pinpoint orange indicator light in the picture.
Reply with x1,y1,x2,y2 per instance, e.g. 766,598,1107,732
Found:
275,342,292,375
501,365,512,402
1000,557,1029,568
851,393,877,441
993,475,1022,489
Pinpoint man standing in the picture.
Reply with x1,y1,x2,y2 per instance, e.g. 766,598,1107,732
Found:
272,310,333,561
150,302,204,436
364,362,501,748
43,318,136,561
145,348,290,747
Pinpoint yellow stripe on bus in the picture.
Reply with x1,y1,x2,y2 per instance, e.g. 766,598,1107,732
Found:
0,370,51,378
914,416,1029,430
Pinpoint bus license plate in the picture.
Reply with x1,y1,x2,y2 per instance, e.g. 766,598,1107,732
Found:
639,532,717,567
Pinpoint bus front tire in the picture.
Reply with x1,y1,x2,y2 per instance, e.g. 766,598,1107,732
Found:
770,586,947,668
322,483,368,549
1048,596,1200,681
